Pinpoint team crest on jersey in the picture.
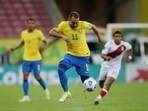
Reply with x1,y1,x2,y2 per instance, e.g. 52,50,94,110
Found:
120,46,125,51
121,46,125,51
79,28,82,33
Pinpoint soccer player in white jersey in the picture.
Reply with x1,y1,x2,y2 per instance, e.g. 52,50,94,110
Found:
94,31,133,105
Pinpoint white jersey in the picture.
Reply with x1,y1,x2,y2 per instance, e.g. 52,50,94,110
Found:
101,40,132,69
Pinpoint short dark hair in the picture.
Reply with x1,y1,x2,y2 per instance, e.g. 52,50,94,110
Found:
68,11,80,19
113,31,123,37
27,18,35,22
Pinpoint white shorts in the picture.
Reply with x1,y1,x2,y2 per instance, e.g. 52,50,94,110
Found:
98,66,120,80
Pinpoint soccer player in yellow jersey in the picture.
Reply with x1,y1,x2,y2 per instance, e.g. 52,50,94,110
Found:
9,18,50,102
49,11,103,102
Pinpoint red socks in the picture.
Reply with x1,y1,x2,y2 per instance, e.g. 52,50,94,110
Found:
99,88,108,98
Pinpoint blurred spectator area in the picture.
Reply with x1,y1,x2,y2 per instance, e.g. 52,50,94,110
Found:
0,0,53,37
0,0,139,38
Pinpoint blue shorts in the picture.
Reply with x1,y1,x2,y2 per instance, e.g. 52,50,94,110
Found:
59,54,90,77
22,60,41,75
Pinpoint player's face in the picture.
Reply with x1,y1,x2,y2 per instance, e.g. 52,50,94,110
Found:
113,33,122,45
69,16,79,29
27,20,35,32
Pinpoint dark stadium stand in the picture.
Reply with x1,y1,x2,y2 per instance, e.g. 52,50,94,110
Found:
0,0,53,37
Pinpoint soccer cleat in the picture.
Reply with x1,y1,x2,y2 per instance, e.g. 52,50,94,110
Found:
45,88,50,100
19,96,30,102
59,91,71,103
94,97,100,105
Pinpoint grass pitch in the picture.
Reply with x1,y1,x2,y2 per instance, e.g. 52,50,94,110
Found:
0,83,147,111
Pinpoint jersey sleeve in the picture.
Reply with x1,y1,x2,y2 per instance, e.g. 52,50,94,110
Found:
81,21,93,30
125,42,132,50
53,21,65,32
38,30,46,41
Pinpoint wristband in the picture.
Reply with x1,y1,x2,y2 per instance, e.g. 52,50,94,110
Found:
128,56,132,59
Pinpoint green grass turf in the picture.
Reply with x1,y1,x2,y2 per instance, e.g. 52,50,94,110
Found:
0,83,147,111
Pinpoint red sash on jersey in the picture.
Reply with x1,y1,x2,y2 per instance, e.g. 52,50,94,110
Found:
106,45,126,59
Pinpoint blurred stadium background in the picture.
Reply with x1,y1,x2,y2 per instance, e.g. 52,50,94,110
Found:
0,0,148,85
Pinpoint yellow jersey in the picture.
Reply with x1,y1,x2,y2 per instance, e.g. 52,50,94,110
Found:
54,21,92,56
21,29,45,61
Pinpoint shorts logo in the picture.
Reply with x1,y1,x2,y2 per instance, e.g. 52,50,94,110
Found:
86,64,90,72
37,64,40,71
121,46,124,51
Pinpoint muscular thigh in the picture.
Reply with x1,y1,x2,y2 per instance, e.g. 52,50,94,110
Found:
58,55,74,70
99,66,120,80
22,61,32,73
61,54,90,77
32,60,41,75
107,68,120,80
98,66,110,81
75,57,90,77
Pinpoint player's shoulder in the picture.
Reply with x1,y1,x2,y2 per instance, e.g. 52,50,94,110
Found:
56,21,68,28
79,21,91,25
106,40,114,45
121,41,131,45
34,29,42,32
32,29,44,35
21,29,27,34
59,21,68,25
104,40,114,48
79,21,92,29
121,41,132,49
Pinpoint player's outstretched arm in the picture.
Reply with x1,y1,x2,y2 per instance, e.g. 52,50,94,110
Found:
42,40,48,48
46,39,59,47
40,39,59,52
9,40,24,52
92,25,103,43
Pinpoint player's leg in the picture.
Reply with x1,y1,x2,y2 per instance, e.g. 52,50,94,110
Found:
80,75,89,83
94,68,118,105
94,77,114,105
58,60,72,92
75,56,90,83
98,66,108,88
33,60,50,100
19,61,31,102
99,80,105,88
94,65,107,104
34,74,50,100
103,76,115,91
77,63,89,83
76,64,89,83
58,54,73,102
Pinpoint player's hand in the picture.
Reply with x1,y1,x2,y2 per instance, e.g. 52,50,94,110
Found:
106,56,112,61
104,56,112,61
102,55,112,61
126,56,132,63
62,36,70,43
39,46,47,53
9,48,15,52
